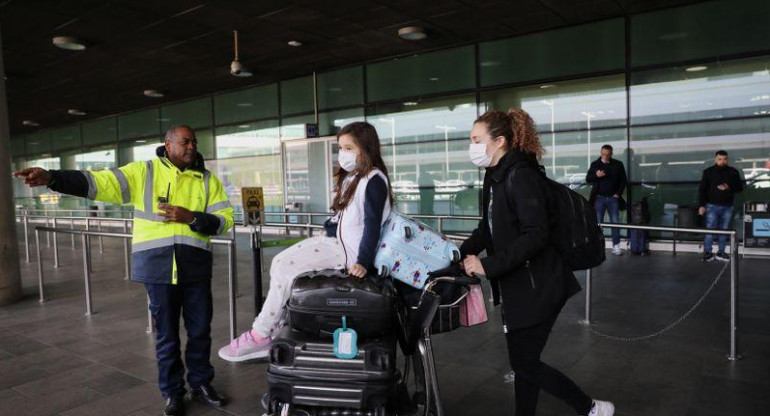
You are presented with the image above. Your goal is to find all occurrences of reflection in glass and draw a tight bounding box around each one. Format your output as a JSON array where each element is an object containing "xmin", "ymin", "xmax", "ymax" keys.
[
  {"xmin": 208, "ymin": 155, "xmax": 283, "ymax": 219},
  {"xmin": 216, "ymin": 122, "xmax": 280, "ymax": 159}
]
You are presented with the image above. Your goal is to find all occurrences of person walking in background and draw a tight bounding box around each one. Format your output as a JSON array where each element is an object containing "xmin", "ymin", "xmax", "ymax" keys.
[
  {"xmin": 699, "ymin": 150, "xmax": 744, "ymax": 262},
  {"xmin": 586, "ymin": 145, "xmax": 627, "ymax": 256}
]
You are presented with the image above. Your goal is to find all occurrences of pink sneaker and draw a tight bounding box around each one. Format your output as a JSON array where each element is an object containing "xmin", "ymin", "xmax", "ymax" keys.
[{"xmin": 218, "ymin": 329, "xmax": 271, "ymax": 362}]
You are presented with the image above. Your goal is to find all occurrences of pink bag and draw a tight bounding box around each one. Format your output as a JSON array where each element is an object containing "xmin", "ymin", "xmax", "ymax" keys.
[{"xmin": 460, "ymin": 284, "xmax": 488, "ymax": 327}]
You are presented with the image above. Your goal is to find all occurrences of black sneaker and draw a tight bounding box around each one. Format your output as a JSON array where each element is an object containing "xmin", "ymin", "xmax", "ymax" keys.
[
  {"xmin": 702, "ymin": 253, "xmax": 715, "ymax": 262},
  {"xmin": 715, "ymin": 253, "xmax": 730, "ymax": 262}
]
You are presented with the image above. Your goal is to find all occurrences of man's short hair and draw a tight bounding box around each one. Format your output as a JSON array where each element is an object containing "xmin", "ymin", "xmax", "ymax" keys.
[
  {"xmin": 716, "ymin": 150, "xmax": 728, "ymax": 157},
  {"xmin": 601, "ymin": 144, "xmax": 613, "ymax": 152},
  {"xmin": 164, "ymin": 125, "xmax": 194, "ymax": 142}
]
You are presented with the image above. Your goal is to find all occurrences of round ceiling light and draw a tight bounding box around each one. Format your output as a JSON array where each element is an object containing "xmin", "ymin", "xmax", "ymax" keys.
[
  {"xmin": 143, "ymin": 89, "xmax": 164, "ymax": 98},
  {"xmin": 288, "ymin": 40, "xmax": 303, "ymax": 47},
  {"xmin": 68, "ymin": 109, "xmax": 86, "ymax": 116},
  {"xmin": 52, "ymin": 36, "xmax": 86, "ymax": 51},
  {"xmin": 22, "ymin": 120, "xmax": 40, "ymax": 127},
  {"xmin": 398, "ymin": 26, "xmax": 427, "ymax": 41}
]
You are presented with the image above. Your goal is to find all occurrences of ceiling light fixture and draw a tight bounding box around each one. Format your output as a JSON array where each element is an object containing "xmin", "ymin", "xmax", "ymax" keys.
[
  {"xmin": 398, "ymin": 26, "xmax": 427, "ymax": 41},
  {"xmin": 540, "ymin": 84, "xmax": 556, "ymax": 89},
  {"xmin": 22, "ymin": 120, "xmax": 40, "ymax": 127},
  {"xmin": 287, "ymin": 40, "xmax": 302, "ymax": 47},
  {"xmin": 143, "ymin": 89, "xmax": 164, "ymax": 98},
  {"xmin": 230, "ymin": 30, "xmax": 252, "ymax": 77},
  {"xmin": 403, "ymin": 101, "xmax": 418, "ymax": 106},
  {"xmin": 67, "ymin": 109, "xmax": 86, "ymax": 116},
  {"xmin": 52, "ymin": 36, "xmax": 86, "ymax": 51},
  {"xmin": 686, "ymin": 65, "xmax": 708, "ymax": 72}
]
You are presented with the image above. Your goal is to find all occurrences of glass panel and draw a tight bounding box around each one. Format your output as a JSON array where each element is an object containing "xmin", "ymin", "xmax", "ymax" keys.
[
  {"xmin": 118, "ymin": 139, "xmax": 161, "ymax": 164},
  {"xmin": 284, "ymin": 140, "xmax": 334, "ymax": 214},
  {"xmin": 75, "ymin": 146, "xmax": 116, "ymax": 171},
  {"xmin": 82, "ymin": 117, "xmax": 117, "ymax": 146},
  {"xmin": 281, "ymin": 76, "xmax": 314, "ymax": 115},
  {"xmin": 119, "ymin": 108, "xmax": 160, "ymax": 139},
  {"xmin": 25, "ymin": 131, "xmax": 52, "ymax": 155},
  {"xmin": 480, "ymin": 19, "xmax": 624, "ymax": 87},
  {"xmin": 51, "ymin": 125, "xmax": 82, "ymax": 151},
  {"xmin": 214, "ymin": 83, "xmax": 279, "ymax": 125},
  {"xmin": 630, "ymin": 119, "xmax": 770, "ymax": 183},
  {"xmin": 631, "ymin": 56, "xmax": 770, "ymax": 125},
  {"xmin": 15, "ymin": 157, "xmax": 61, "ymax": 205},
  {"xmin": 318, "ymin": 108, "xmax": 365, "ymax": 136},
  {"xmin": 367, "ymin": 46, "xmax": 475, "ymax": 102},
  {"xmin": 481, "ymin": 75, "xmax": 627, "ymax": 131},
  {"xmin": 160, "ymin": 97, "xmax": 213, "ymax": 131},
  {"xmin": 207, "ymin": 155, "xmax": 284, "ymax": 221},
  {"xmin": 10, "ymin": 136, "xmax": 25, "ymax": 156},
  {"xmin": 215, "ymin": 120, "xmax": 280, "ymax": 159},
  {"xmin": 280, "ymin": 114, "xmax": 315, "ymax": 139},
  {"xmin": 317, "ymin": 66, "xmax": 364, "ymax": 110},
  {"xmin": 631, "ymin": 0, "xmax": 770, "ymax": 67},
  {"xmin": 196, "ymin": 129, "xmax": 215, "ymax": 161}
]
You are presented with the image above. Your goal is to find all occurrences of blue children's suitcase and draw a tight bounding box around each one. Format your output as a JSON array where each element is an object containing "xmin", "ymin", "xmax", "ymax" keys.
[{"xmin": 374, "ymin": 212, "xmax": 461, "ymax": 289}]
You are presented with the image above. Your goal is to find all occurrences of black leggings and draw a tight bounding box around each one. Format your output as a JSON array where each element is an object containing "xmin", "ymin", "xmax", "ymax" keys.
[{"xmin": 505, "ymin": 313, "xmax": 592, "ymax": 416}]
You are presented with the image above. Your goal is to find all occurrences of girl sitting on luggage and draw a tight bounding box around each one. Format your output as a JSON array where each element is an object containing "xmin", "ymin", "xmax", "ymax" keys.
[
  {"xmin": 460, "ymin": 109, "xmax": 615, "ymax": 416},
  {"xmin": 218, "ymin": 121, "xmax": 393, "ymax": 362}
]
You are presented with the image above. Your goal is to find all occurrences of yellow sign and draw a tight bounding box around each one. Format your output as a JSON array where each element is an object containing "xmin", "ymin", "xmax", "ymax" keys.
[{"xmin": 241, "ymin": 187, "xmax": 264, "ymax": 225}]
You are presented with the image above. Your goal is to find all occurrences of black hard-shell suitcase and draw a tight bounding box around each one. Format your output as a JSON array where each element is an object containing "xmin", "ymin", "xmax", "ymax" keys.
[
  {"xmin": 266, "ymin": 326, "xmax": 399, "ymax": 412},
  {"xmin": 287, "ymin": 269, "xmax": 397, "ymax": 338}
]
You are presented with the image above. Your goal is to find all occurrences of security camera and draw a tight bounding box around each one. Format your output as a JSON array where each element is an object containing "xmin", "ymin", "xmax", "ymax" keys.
[{"xmin": 230, "ymin": 60, "xmax": 243, "ymax": 75}]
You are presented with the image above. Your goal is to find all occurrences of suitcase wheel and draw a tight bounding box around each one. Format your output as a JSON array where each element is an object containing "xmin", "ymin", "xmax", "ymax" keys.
[
  {"xmin": 379, "ymin": 264, "xmax": 389, "ymax": 278},
  {"xmin": 451, "ymin": 250, "xmax": 460, "ymax": 262}
]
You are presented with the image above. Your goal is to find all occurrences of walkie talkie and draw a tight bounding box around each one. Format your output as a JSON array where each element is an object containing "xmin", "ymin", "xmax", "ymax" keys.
[{"xmin": 157, "ymin": 183, "xmax": 171, "ymax": 204}]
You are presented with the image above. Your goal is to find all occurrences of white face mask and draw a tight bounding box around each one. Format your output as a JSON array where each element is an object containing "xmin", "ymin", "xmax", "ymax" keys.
[
  {"xmin": 338, "ymin": 150, "xmax": 359, "ymax": 172},
  {"xmin": 469, "ymin": 142, "xmax": 501, "ymax": 168}
]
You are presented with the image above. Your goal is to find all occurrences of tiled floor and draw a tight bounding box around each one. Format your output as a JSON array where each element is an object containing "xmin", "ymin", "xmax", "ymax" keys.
[{"xmin": 1, "ymin": 225, "xmax": 769, "ymax": 416}]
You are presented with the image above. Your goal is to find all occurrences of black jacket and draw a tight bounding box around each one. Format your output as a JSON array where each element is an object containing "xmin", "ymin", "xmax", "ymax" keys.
[
  {"xmin": 586, "ymin": 158, "xmax": 627, "ymax": 205},
  {"xmin": 460, "ymin": 150, "xmax": 581, "ymax": 330},
  {"xmin": 698, "ymin": 165, "xmax": 744, "ymax": 207}
]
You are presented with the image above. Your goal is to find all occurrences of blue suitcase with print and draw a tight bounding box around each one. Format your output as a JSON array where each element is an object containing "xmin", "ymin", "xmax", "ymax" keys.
[{"xmin": 374, "ymin": 212, "xmax": 461, "ymax": 289}]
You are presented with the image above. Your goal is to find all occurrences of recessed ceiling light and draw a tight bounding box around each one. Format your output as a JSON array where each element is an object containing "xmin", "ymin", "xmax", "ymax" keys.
[
  {"xmin": 52, "ymin": 36, "xmax": 86, "ymax": 51},
  {"xmin": 236, "ymin": 102, "xmax": 253, "ymax": 107},
  {"xmin": 403, "ymin": 101, "xmax": 418, "ymax": 106},
  {"xmin": 398, "ymin": 26, "xmax": 427, "ymax": 41},
  {"xmin": 429, "ymin": 77, "xmax": 439, "ymax": 81},
  {"xmin": 686, "ymin": 66, "xmax": 708, "ymax": 72},
  {"xmin": 288, "ymin": 40, "xmax": 302, "ymax": 47},
  {"xmin": 67, "ymin": 109, "xmax": 86, "ymax": 116},
  {"xmin": 143, "ymin": 89, "xmax": 164, "ymax": 98},
  {"xmin": 540, "ymin": 84, "xmax": 556, "ymax": 89},
  {"xmin": 135, "ymin": 139, "xmax": 147, "ymax": 143},
  {"xmin": 22, "ymin": 120, "xmax": 40, "ymax": 127},
  {"xmin": 238, "ymin": 125, "xmax": 251, "ymax": 129}
]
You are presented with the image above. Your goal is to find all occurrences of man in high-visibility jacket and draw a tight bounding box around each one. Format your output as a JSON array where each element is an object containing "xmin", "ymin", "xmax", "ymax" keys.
[{"xmin": 15, "ymin": 125, "xmax": 234, "ymax": 416}]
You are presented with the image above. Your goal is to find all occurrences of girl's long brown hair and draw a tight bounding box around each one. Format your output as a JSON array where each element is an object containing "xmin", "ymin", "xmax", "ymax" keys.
[
  {"xmin": 475, "ymin": 108, "xmax": 545, "ymax": 160},
  {"xmin": 331, "ymin": 122, "xmax": 394, "ymax": 212}
]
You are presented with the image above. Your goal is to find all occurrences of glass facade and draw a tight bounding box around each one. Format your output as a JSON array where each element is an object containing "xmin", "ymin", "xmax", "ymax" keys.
[{"xmin": 10, "ymin": 0, "xmax": 770, "ymax": 239}]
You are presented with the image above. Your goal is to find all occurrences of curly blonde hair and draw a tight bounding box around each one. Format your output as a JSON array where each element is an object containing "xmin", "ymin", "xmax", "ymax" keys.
[{"xmin": 474, "ymin": 108, "xmax": 545, "ymax": 160}]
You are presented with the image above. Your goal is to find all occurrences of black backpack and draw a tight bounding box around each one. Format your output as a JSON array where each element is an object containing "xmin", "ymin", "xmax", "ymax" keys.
[{"xmin": 504, "ymin": 165, "xmax": 606, "ymax": 271}]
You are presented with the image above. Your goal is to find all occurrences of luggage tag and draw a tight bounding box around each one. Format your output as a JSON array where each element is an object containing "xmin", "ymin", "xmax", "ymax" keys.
[{"xmin": 333, "ymin": 316, "xmax": 358, "ymax": 359}]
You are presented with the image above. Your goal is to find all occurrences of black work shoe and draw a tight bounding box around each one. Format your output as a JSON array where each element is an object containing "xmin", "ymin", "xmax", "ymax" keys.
[
  {"xmin": 189, "ymin": 384, "xmax": 227, "ymax": 408},
  {"xmin": 164, "ymin": 395, "xmax": 185, "ymax": 416},
  {"xmin": 702, "ymin": 253, "xmax": 715, "ymax": 262}
]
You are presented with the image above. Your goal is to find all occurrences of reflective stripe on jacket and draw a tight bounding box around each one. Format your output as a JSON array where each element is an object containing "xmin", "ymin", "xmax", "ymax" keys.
[{"xmin": 87, "ymin": 157, "xmax": 234, "ymax": 284}]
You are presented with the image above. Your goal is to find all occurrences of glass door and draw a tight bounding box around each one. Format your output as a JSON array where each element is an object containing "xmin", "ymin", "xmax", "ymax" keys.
[{"xmin": 283, "ymin": 136, "xmax": 338, "ymax": 223}]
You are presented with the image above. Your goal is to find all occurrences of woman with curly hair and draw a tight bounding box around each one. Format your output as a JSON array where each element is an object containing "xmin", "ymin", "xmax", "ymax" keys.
[{"xmin": 460, "ymin": 108, "xmax": 615, "ymax": 416}]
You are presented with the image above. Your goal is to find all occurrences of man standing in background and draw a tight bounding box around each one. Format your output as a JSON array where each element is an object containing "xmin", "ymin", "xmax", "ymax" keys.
[
  {"xmin": 587, "ymin": 144, "xmax": 627, "ymax": 256},
  {"xmin": 699, "ymin": 150, "xmax": 744, "ymax": 262}
]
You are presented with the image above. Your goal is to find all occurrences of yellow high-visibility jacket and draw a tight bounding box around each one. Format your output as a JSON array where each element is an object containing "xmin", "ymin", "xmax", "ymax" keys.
[{"xmin": 53, "ymin": 154, "xmax": 234, "ymax": 285}]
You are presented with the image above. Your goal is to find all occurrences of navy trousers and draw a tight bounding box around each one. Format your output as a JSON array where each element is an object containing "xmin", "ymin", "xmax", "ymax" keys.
[{"xmin": 145, "ymin": 280, "xmax": 214, "ymax": 398}]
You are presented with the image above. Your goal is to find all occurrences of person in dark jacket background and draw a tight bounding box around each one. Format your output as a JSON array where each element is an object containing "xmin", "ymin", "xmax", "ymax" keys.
[
  {"xmin": 586, "ymin": 145, "xmax": 627, "ymax": 256},
  {"xmin": 460, "ymin": 109, "xmax": 615, "ymax": 416},
  {"xmin": 698, "ymin": 150, "xmax": 744, "ymax": 262}
]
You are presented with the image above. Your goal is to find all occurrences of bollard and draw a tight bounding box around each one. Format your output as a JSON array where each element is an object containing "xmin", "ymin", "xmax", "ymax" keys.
[
  {"xmin": 581, "ymin": 268, "xmax": 592, "ymax": 325},
  {"xmin": 45, "ymin": 210, "xmax": 50, "ymax": 247},
  {"xmin": 123, "ymin": 221, "xmax": 130, "ymax": 280},
  {"xmin": 85, "ymin": 219, "xmax": 92, "ymax": 272},
  {"xmin": 97, "ymin": 220, "xmax": 104, "ymax": 253},
  {"xmin": 23, "ymin": 213, "xmax": 30, "ymax": 263},
  {"xmin": 727, "ymin": 233, "xmax": 741, "ymax": 361},
  {"xmin": 82, "ymin": 234, "xmax": 93, "ymax": 315},
  {"xmin": 52, "ymin": 218, "xmax": 59, "ymax": 268},
  {"xmin": 35, "ymin": 229, "xmax": 45, "ymax": 303},
  {"xmin": 228, "ymin": 242, "xmax": 237, "ymax": 340}
]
